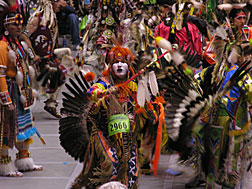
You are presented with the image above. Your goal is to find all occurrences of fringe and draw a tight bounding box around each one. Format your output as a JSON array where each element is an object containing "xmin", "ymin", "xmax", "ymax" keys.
[{"xmin": 151, "ymin": 102, "xmax": 165, "ymax": 176}]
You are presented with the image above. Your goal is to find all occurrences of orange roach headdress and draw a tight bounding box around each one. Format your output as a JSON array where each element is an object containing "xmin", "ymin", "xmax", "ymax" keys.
[
  {"xmin": 107, "ymin": 45, "xmax": 134, "ymax": 65},
  {"xmin": 102, "ymin": 34, "xmax": 136, "ymax": 77}
]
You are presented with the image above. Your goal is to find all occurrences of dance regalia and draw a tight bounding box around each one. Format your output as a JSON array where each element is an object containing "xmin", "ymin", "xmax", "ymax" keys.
[
  {"xmin": 0, "ymin": 36, "xmax": 36, "ymax": 148},
  {"xmin": 59, "ymin": 70, "xmax": 163, "ymax": 188},
  {"xmin": 29, "ymin": 13, "xmax": 66, "ymax": 94},
  {"xmin": 195, "ymin": 64, "xmax": 252, "ymax": 188},
  {"xmin": 89, "ymin": 0, "xmax": 135, "ymax": 45},
  {"xmin": 154, "ymin": 21, "xmax": 203, "ymax": 57},
  {"xmin": 83, "ymin": 76, "xmax": 139, "ymax": 188},
  {"xmin": 204, "ymin": 25, "xmax": 252, "ymax": 65}
]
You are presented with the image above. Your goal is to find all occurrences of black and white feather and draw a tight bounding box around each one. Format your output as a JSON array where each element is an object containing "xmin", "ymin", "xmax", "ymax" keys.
[
  {"xmin": 159, "ymin": 60, "xmax": 251, "ymax": 160},
  {"xmin": 59, "ymin": 72, "xmax": 94, "ymax": 162}
]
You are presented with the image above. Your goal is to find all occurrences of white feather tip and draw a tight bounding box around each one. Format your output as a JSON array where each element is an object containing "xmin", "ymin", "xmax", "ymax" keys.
[
  {"xmin": 171, "ymin": 51, "xmax": 184, "ymax": 66},
  {"xmin": 149, "ymin": 71, "xmax": 159, "ymax": 96},
  {"xmin": 137, "ymin": 80, "xmax": 146, "ymax": 107}
]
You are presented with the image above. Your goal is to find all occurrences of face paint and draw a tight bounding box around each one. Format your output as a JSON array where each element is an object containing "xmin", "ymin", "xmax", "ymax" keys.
[{"xmin": 112, "ymin": 62, "xmax": 128, "ymax": 79}]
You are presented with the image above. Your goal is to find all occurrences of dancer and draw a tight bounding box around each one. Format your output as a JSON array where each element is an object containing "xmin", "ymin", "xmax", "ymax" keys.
[
  {"xmin": 0, "ymin": 0, "xmax": 42, "ymax": 177},
  {"xmin": 21, "ymin": 0, "xmax": 72, "ymax": 118},
  {"xmin": 59, "ymin": 42, "xmax": 164, "ymax": 188}
]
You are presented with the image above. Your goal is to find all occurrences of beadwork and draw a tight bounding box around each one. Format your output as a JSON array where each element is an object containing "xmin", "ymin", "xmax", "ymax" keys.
[
  {"xmin": 0, "ymin": 156, "xmax": 11, "ymax": 164},
  {"xmin": 16, "ymin": 150, "xmax": 31, "ymax": 159}
]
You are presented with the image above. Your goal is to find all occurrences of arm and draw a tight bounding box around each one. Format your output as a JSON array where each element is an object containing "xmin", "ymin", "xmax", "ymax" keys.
[
  {"xmin": 87, "ymin": 78, "xmax": 109, "ymax": 102},
  {"xmin": 0, "ymin": 41, "xmax": 13, "ymax": 108},
  {"xmin": 86, "ymin": 78, "xmax": 118, "ymax": 102},
  {"xmin": 20, "ymin": 16, "xmax": 40, "ymax": 62}
]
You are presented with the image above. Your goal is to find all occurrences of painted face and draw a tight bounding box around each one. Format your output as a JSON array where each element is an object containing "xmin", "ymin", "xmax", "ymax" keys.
[
  {"xmin": 233, "ymin": 12, "xmax": 246, "ymax": 30},
  {"xmin": 112, "ymin": 62, "xmax": 129, "ymax": 79}
]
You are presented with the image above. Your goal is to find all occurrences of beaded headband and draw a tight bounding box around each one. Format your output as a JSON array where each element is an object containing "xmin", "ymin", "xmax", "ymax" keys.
[{"xmin": 4, "ymin": 13, "xmax": 23, "ymax": 25}]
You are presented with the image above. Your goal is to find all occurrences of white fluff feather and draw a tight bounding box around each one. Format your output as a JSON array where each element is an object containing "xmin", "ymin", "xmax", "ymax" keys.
[
  {"xmin": 29, "ymin": 65, "xmax": 36, "ymax": 79},
  {"xmin": 15, "ymin": 157, "xmax": 36, "ymax": 171},
  {"xmin": 216, "ymin": 26, "xmax": 228, "ymax": 40},
  {"xmin": 228, "ymin": 47, "xmax": 239, "ymax": 64},
  {"xmin": 0, "ymin": 161, "xmax": 20, "ymax": 176},
  {"xmin": 15, "ymin": 71, "xmax": 24, "ymax": 86},
  {"xmin": 171, "ymin": 51, "xmax": 184, "ymax": 66},
  {"xmin": 8, "ymin": 49, "xmax": 16, "ymax": 64}
]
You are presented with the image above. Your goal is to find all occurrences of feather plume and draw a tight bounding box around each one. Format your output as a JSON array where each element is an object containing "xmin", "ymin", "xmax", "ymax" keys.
[
  {"xmin": 157, "ymin": 60, "xmax": 252, "ymax": 161},
  {"xmin": 217, "ymin": 4, "xmax": 234, "ymax": 11},
  {"xmin": 0, "ymin": 0, "xmax": 8, "ymax": 7},
  {"xmin": 8, "ymin": 49, "xmax": 16, "ymax": 64},
  {"xmin": 228, "ymin": 47, "xmax": 239, "ymax": 64},
  {"xmin": 171, "ymin": 51, "xmax": 185, "ymax": 66},
  {"xmin": 137, "ymin": 80, "xmax": 146, "ymax": 107},
  {"xmin": 216, "ymin": 26, "xmax": 228, "ymax": 40},
  {"xmin": 212, "ymin": 39, "xmax": 227, "ymax": 65},
  {"xmin": 155, "ymin": 36, "xmax": 172, "ymax": 51},
  {"xmin": 149, "ymin": 71, "xmax": 159, "ymax": 96},
  {"xmin": 29, "ymin": 65, "xmax": 36, "ymax": 79},
  {"xmin": 190, "ymin": 0, "xmax": 205, "ymax": 9},
  {"xmin": 15, "ymin": 71, "xmax": 23, "ymax": 86}
]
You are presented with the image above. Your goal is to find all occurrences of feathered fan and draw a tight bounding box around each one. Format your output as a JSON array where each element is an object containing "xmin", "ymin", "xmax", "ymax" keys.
[
  {"xmin": 59, "ymin": 72, "xmax": 94, "ymax": 162},
  {"xmin": 159, "ymin": 60, "xmax": 251, "ymax": 160}
]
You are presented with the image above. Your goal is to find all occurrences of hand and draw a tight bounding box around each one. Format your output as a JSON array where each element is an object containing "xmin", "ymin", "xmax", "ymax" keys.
[
  {"xmin": 105, "ymin": 86, "xmax": 118, "ymax": 95},
  {"xmin": 33, "ymin": 55, "xmax": 41, "ymax": 63},
  {"xmin": 57, "ymin": 0, "xmax": 68, "ymax": 8},
  {"xmin": 7, "ymin": 104, "xmax": 15, "ymax": 111}
]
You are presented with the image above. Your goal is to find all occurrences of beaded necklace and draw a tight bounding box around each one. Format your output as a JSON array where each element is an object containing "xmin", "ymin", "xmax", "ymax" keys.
[{"xmin": 8, "ymin": 38, "xmax": 33, "ymax": 107}]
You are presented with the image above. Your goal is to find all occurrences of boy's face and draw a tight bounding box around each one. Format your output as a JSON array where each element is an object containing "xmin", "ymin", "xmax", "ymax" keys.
[{"xmin": 233, "ymin": 12, "xmax": 246, "ymax": 30}]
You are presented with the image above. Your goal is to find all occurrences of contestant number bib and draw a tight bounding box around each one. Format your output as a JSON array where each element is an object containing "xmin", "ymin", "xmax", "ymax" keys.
[{"xmin": 108, "ymin": 114, "xmax": 130, "ymax": 136}]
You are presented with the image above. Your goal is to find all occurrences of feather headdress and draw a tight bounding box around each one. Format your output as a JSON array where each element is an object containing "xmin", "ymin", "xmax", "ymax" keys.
[
  {"xmin": 0, "ymin": 0, "xmax": 16, "ymax": 13},
  {"xmin": 217, "ymin": 0, "xmax": 249, "ymax": 11},
  {"xmin": 0, "ymin": 0, "xmax": 18, "ymax": 34},
  {"xmin": 27, "ymin": 0, "xmax": 55, "ymax": 28}
]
